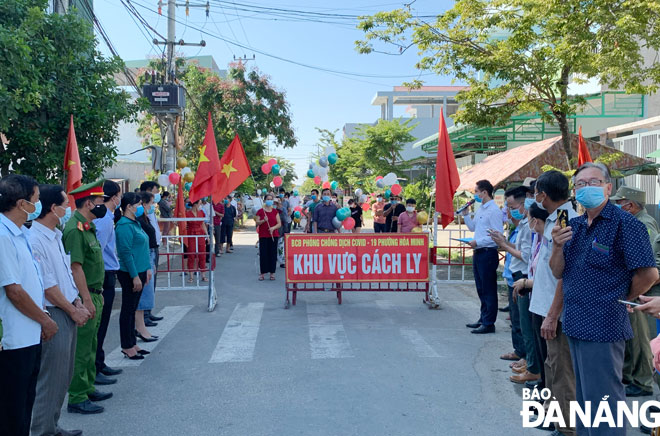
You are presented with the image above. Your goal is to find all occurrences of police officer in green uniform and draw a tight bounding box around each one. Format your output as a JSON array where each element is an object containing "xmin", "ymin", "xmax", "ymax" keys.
[
  {"xmin": 611, "ymin": 186, "xmax": 659, "ymax": 397},
  {"xmin": 64, "ymin": 180, "xmax": 113, "ymax": 414}
]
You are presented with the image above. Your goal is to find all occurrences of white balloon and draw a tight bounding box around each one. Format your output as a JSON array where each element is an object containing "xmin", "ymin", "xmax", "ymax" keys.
[
  {"xmin": 279, "ymin": 168, "xmax": 287, "ymax": 177},
  {"xmin": 269, "ymin": 181, "xmax": 275, "ymax": 188},
  {"xmin": 166, "ymin": 170, "xmax": 174, "ymax": 176},
  {"xmin": 324, "ymin": 146, "xmax": 336, "ymax": 156},
  {"xmin": 354, "ymin": 188, "xmax": 363, "ymax": 197},
  {"xmin": 181, "ymin": 167, "xmax": 191, "ymax": 175},
  {"xmin": 313, "ymin": 164, "xmax": 322, "ymax": 177},
  {"xmin": 319, "ymin": 166, "xmax": 328, "ymax": 176},
  {"xmin": 360, "ymin": 194, "xmax": 368, "ymax": 203},
  {"xmin": 158, "ymin": 174, "xmax": 170, "ymax": 186},
  {"xmin": 376, "ymin": 179, "xmax": 385, "ymax": 188},
  {"xmin": 322, "ymin": 175, "xmax": 329, "ymax": 182},
  {"xmin": 319, "ymin": 156, "xmax": 329, "ymax": 168},
  {"xmin": 384, "ymin": 172, "xmax": 398, "ymax": 186},
  {"xmin": 309, "ymin": 163, "xmax": 314, "ymax": 170}
]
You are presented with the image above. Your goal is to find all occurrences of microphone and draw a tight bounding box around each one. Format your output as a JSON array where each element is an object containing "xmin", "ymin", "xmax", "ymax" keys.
[{"xmin": 456, "ymin": 199, "xmax": 475, "ymax": 215}]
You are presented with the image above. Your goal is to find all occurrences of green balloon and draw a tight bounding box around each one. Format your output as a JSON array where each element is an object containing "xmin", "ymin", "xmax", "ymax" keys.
[
  {"xmin": 384, "ymin": 189, "xmax": 391, "ymax": 199},
  {"xmin": 271, "ymin": 164, "xmax": 281, "ymax": 175},
  {"xmin": 262, "ymin": 188, "xmax": 267, "ymax": 194},
  {"xmin": 307, "ymin": 169, "xmax": 314, "ymax": 178},
  {"xmin": 336, "ymin": 207, "xmax": 350, "ymax": 221},
  {"xmin": 294, "ymin": 211, "xmax": 301, "ymax": 218},
  {"xmin": 330, "ymin": 181, "xmax": 338, "ymax": 190},
  {"xmin": 328, "ymin": 153, "xmax": 338, "ymax": 165}
]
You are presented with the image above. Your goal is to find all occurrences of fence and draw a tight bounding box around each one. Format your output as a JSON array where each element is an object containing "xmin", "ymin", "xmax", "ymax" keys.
[{"xmin": 157, "ymin": 217, "xmax": 217, "ymax": 312}]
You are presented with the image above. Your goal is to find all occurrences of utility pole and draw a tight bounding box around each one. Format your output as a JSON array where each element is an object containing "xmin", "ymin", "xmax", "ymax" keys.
[{"xmin": 151, "ymin": 0, "xmax": 206, "ymax": 173}]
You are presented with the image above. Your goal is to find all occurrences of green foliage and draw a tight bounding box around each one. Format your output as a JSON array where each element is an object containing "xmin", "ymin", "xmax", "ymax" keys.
[
  {"xmin": 541, "ymin": 151, "xmax": 625, "ymax": 182},
  {"xmin": 357, "ymin": 0, "xmax": 660, "ymax": 165},
  {"xmin": 0, "ymin": 0, "xmax": 140, "ymax": 181},
  {"xmin": 298, "ymin": 177, "xmax": 318, "ymax": 195},
  {"xmin": 137, "ymin": 62, "xmax": 297, "ymax": 188},
  {"xmin": 403, "ymin": 177, "xmax": 433, "ymax": 210}
]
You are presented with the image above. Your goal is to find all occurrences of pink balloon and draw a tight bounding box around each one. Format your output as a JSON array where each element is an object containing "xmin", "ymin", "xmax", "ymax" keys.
[
  {"xmin": 294, "ymin": 206, "xmax": 303, "ymax": 212},
  {"xmin": 391, "ymin": 183, "xmax": 402, "ymax": 196},
  {"xmin": 362, "ymin": 203, "xmax": 370, "ymax": 212},
  {"xmin": 273, "ymin": 176, "xmax": 283, "ymax": 187},
  {"xmin": 268, "ymin": 158, "xmax": 277, "ymax": 166},
  {"xmin": 168, "ymin": 172, "xmax": 181, "ymax": 185},
  {"xmin": 313, "ymin": 176, "xmax": 321, "ymax": 185},
  {"xmin": 343, "ymin": 217, "xmax": 355, "ymax": 230},
  {"xmin": 375, "ymin": 176, "xmax": 383, "ymax": 181},
  {"xmin": 261, "ymin": 163, "xmax": 272, "ymax": 174},
  {"xmin": 322, "ymin": 181, "xmax": 331, "ymax": 189}
]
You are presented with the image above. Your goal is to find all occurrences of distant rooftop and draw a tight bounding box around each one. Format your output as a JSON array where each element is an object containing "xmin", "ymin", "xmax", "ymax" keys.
[{"xmin": 371, "ymin": 86, "xmax": 468, "ymax": 106}]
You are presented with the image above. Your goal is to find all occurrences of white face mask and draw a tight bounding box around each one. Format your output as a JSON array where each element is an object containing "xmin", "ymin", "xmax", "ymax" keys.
[
  {"xmin": 377, "ymin": 198, "xmax": 383, "ymax": 203},
  {"xmin": 406, "ymin": 206, "xmax": 415, "ymax": 213}
]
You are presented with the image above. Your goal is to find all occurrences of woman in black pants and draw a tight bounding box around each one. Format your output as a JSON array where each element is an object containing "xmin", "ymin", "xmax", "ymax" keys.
[
  {"xmin": 255, "ymin": 194, "xmax": 281, "ymax": 281},
  {"xmin": 115, "ymin": 193, "xmax": 152, "ymax": 360}
]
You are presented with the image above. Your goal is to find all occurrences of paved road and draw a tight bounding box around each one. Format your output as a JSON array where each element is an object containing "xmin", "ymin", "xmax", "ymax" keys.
[{"xmin": 59, "ymin": 230, "xmax": 541, "ymax": 436}]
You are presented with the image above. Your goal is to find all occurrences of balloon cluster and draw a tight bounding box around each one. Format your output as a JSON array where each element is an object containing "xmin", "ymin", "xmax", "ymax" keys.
[
  {"xmin": 374, "ymin": 173, "xmax": 402, "ymax": 199},
  {"xmin": 306, "ymin": 146, "xmax": 339, "ymax": 185},
  {"xmin": 261, "ymin": 158, "xmax": 287, "ymax": 188},
  {"xmin": 331, "ymin": 206, "xmax": 355, "ymax": 230},
  {"xmin": 157, "ymin": 157, "xmax": 195, "ymax": 189}
]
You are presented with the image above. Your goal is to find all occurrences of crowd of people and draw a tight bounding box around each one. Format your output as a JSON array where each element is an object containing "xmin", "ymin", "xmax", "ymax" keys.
[{"xmin": 462, "ymin": 163, "xmax": 660, "ymax": 435}]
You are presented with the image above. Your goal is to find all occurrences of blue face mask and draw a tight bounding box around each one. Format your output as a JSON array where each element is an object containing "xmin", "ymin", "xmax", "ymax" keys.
[
  {"xmin": 614, "ymin": 203, "xmax": 623, "ymax": 209},
  {"xmin": 474, "ymin": 194, "xmax": 482, "ymax": 203},
  {"xmin": 58, "ymin": 206, "xmax": 72, "ymax": 227},
  {"xmin": 265, "ymin": 200, "xmax": 274, "ymax": 207},
  {"xmin": 224, "ymin": 199, "xmax": 229, "ymax": 205},
  {"xmin": 185, "ymin": 202, "xmax": 192, "ymax": 210},
  {"xmin": 278, "ymin": 194, "xmax": 284, "ymax": 198},
  {"xmin": 322, "ymin": 195, "xmax": 331, "ymax": 203},
  {"xmin": 576, "ymin": 186, "xmax": 606, "ymax": 209},
  {"xmin": 511, "ymin": 209, "xmax": 524, "ymax": 220},
  {"xmin": 311, "ymin": 195, "xmax": 317, "ymax": 201},
  {"xmin": 524, "ymin": 198, "xmax": 535, "ymax": 210},
  {"xmin": 148, "ymin": 205, "xmax": 155, "ymax": 215},
  {"xmin": 25, "ymin": 200, "xmax": 42, "ymax": 221},
  {"xmin": 391, "ymin": 200, "xmax": 397, "ymax": 204},
  {"xmin": 135, "ymin": 205, "xmax": 144, "ymax": 217},
  {"xmin": 154, "ymin": 193, "xmax": 161, "ymax": 204}
]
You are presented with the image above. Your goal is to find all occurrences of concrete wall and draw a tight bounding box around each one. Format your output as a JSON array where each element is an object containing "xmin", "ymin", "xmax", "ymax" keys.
[{"xmin": 103, "ymin": 160, "xmax": 152, "ymax": 193}]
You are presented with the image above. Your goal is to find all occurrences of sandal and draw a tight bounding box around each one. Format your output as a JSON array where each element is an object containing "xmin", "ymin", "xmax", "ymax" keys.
[
  {"xmin": 187, "ymin": 277, "xmax": 194, "ymax": 283},
  {"xmin": 258, "ymin": 275, "xmax": 265, "ymax": 281},
  {"xmin": 269, "ymin": 275, "xmax": 276, "ymax": 281},
  {"xmin": 500, "ymin": 351, "xmax": 520, "ymax": 361},
  {"xmin": 201, "ymin": 276, "xmax": 208, "ymax": 282}
]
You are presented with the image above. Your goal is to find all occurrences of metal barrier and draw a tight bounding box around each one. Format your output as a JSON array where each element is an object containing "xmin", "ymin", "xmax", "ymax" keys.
[{"xmin": 157, "ymin": 217, "xmax": 217, "ymax": 312}]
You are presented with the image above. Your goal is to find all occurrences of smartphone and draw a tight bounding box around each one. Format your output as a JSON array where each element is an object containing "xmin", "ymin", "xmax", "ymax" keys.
[
  {"xmin": 618, "ymin": 299, "xmax": 641, "ymax": 307},
  {"xmin": 557, "ymin": 209, "xmax": 568, "ymax": 229}
]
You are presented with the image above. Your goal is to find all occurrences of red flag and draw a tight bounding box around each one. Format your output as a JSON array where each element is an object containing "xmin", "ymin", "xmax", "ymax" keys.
[
  {"xmin": 64, "ymin": 115, "xmax": 82, "ymax": 204},
  {"xmin": 577, "ymin": 126, "xmax": 593, "ymax": 167},
  {"xmin": 213, "ymin": 134, "xmax": 251, "ymax": 200},
  {"xmin": 189, "ymin": 112, "xmax": 222, "ymax": 203},
  {"xmin": 435, "ymin": 112, "xmax": 460, "ymax": 228},
  {"xmin": 174, "ymin": 180, "xmax": 187, "ymax": 237}
]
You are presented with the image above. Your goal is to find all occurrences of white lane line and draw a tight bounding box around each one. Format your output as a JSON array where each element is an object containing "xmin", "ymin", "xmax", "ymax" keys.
[
  {"xmin": 307, "ymin": 304, "xmax": 354, "ymax": 359},
  {"xmin": 400, "ymin": 327, "xmax": 441, "ymax": 358},
  {"xmin": 105, "ymin": 305, "xmax": 193, "ymax": 367},
  {"xmin": 209, "ymin": 303, "xmax": 264, "ymax": 363},
  {"xmin": 111, "ymin": 309, "xmax": 119, "ymax": 318}
]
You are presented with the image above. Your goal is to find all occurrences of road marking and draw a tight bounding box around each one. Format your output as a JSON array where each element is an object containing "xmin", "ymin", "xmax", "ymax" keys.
[
  {"xmin": 209, "ymin": 303, "xmax": 264, "ymax": 363},
  {"xmin": 111, "ymin": 309, "xmax": 119, "ymax": 318},
  {"xmin": 307, "ymin": 304, "xmax": 354, "ymax": 359},
  {"xmin": 105, "ymin": 305, "xmax": 193, "ymax": 367},
  {"xmin": 399, "ymin": 327, "xmax": 441, "ymax": 358}
]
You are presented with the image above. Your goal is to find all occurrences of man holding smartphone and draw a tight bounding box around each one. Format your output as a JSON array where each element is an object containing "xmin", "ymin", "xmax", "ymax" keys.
[{"xmin": 461, "ymin": 179, "xmax": 504, "ymax": 334}]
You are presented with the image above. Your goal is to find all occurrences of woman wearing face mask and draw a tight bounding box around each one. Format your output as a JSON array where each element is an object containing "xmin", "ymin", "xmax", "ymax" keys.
[
  {"xmin": 135, "ymin": 192, "xmax": 159, "ymax": 342},
  {"xmin": 348, "ymin": 199, "xmax": 362, "ymax": 234},
  {"xmin": 398, "ymin": 198, "xmax": 418, "ymax": 233},
  {"xmin": 255, "ymin": 194, "xmax": 282, "ymax": 281},
  {"xmin": 186, "ymin": 200, "xmax": 208, "ymax": 283},
  {"xmin": 115, "ymin": 193, "xmax": 152, "ymax": 360}
]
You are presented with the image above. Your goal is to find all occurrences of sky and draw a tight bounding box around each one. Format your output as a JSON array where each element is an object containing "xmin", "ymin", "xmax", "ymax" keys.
[{"xmin": 93, "ymin": 0, "xmax": 454, "ymax": 181}]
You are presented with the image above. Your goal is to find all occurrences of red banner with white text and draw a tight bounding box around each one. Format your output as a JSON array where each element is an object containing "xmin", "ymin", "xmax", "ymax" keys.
[{"xmin": 285, "ymin": 234, "xmax": 429, "ymax": 283}]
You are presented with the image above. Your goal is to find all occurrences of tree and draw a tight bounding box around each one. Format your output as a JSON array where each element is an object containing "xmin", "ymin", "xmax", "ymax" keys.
[
  {"xmin": 264, "ymin": 156, "xmax": 297, "ymax": 191},
  {"xmin": 0, "ymin": 0, "xmax": 140, "ymax": 181},
  {"xmin": 357, "ymin": 0, "xmax": 660, "ymax": 163},
  {"xmin": 138, "ymin": 61, "xmax": 297, "ymax": 189}
]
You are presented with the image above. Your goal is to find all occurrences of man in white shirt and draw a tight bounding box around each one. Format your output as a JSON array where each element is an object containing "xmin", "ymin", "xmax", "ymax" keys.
[
  {"xmin": 289, "ymin": 191, "xmax": 301, "ymax": 229},
  {"xmin": 30, "ymin": 184, "xmax": 90, "ymax": 436},
  {"xmin": 140, "ymin": 181, "xmax": 163, "ymax": 324},
  {"xmin": 0, "ymin": 175, "xmax": 57, "ymax": 436},
  {"xmin": 528, "ymin": 170, "xmax": 578, "ymax": 436},
  {"xmin": 461, "ymin": 179, "xmax": 504, "ymax": 334}
]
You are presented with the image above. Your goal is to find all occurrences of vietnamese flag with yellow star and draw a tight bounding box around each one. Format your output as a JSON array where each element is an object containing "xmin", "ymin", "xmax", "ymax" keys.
[
  {"xmin": 213, "ymin": 134, "xmax": 251, "ymax": 201},
  {"xmin": 64, "ymin": 115, "xmax": 82, "ymax": 205},
  {"xmin": 189, "ymin": 113, "xmax": 223, "ymax": 203}
]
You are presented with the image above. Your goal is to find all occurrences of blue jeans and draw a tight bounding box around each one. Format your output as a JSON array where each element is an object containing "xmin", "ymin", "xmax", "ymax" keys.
[
  {"xmin": 517, "ymin": 293, "xmax": 542, "ymax": 374},
  {"xmin": 374, "ymin": 223, "xmax": 387, "ymax": 233},
  {"xmin": 138, "ymin": 248, "xmax": 157, "ymax": 310},
  {"xmin": 472, "ymin": 248, "xmax": 499, "ymax": 326}
]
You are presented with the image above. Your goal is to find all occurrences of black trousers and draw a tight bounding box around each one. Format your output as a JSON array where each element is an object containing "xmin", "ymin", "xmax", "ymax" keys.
[
  {"xmin": 96, "ymin": 270, "xmax": 117, "ymax": 372},
  {"xmin": 531, "ymin": 312, "xmax": 548, "ymax": 390},
  {"xmin": 472, "ymin": 248, "xmax": 499, "ymax": 326},
  {"xmin": 117, "ymin": 270, "xmax": 146, "ymax": 349},
  {"xmin": 259, "ymin": 237, "xmax": 277, "ymax": 274},
  {"xmin": 220, "ymin": 223, "xmax": 234, "ymax": 247},
  {"xmin": 0, "ymin": 343, "xmax": 41, "ymax": 436}
]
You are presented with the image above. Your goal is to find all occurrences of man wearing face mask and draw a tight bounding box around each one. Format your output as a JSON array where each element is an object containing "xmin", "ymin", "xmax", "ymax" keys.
[
  {"xmin": 29, "ymin": 184, "xmax": 89, "ymax": 436},
  {"xmin": 372, "ymin": 194, "xmax": 387, "ymax": 233},
  {"xmin": 610, "ymin": 186, "xmax": 659, "ymax": 399},
  {"xmin": 551, "ymin": 163, "xmax": 658, "ymax": 436},
  {"xmin": 93, "ymin": 180, "xmax": 123, "ymax": 386},
  {"xmin": 461, "ymin": 179, "xmax": 504, "ymax": 334},
  {"xmin": 139, "ymin": 182, "xmax": 163, "ymax": 323},
  {"xmin": 63, "ymin": 180, "xmax": 113, "ymax": 414},
  {"xmin": 305, "ymin": 189, "xmax": 320, "ymax": 233},
  {"xmin": 312, "ymin": 188, "xmax": 339, "ymax": 233},
  {"xmin": 0, "ymin": 175, "xmax": 58, "ymax": 436}
]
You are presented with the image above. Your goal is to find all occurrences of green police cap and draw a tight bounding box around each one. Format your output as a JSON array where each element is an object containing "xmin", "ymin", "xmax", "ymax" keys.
[{"xmin": 610, "ymin": 186, "xmax": 646, "ymax": 205}]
